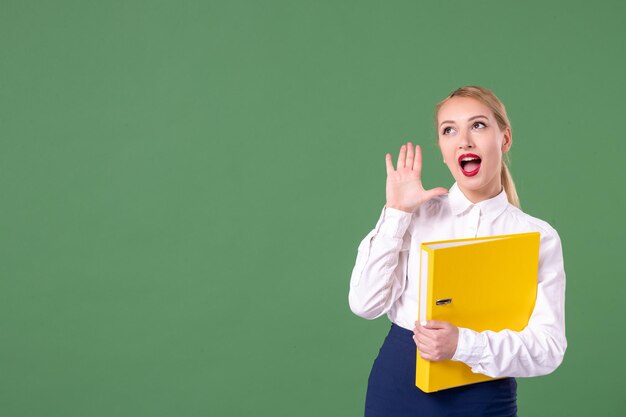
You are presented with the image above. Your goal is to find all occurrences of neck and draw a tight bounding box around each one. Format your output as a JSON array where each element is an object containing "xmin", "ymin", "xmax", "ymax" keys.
[{"xmin": 458, "ymin": 182, "xmax": 503, "ymax": 204}]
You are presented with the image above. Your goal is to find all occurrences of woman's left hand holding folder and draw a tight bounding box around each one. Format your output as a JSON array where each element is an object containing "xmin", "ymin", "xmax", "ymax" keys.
[{"xmin": 413, "ymin": 320, "xmax": 459, "ymax": 361}]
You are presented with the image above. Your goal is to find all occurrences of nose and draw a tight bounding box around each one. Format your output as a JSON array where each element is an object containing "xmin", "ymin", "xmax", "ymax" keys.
[{"xmin": 458, "ymin": 130, "xmax": 474, "ymax": 150}]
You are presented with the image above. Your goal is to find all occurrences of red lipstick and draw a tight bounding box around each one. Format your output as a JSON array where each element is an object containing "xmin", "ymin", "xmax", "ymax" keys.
[{"xmin": 458, "ymin": 153, "xmax": 481, "ymax": 177}]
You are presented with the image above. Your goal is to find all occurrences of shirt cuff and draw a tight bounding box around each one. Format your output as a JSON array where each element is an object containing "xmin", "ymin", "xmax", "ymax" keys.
[
  {"xmin": 451, "ymin": 327, "xmax": 486, "ymax": 368},
  {"xmin": 376, "ymin": 207, "xmax": 413, "ymax": 239}
]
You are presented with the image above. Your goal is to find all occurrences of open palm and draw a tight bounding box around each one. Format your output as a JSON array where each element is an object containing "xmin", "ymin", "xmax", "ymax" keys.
[{"xmin": 385, "ymin": 142, "xmax": 448, "ymax": 213}]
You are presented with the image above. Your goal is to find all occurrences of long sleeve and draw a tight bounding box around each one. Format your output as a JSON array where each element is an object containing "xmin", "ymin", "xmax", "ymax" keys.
[
  {"xmin": 348, "ymin": 207, "xmax": 413, "ymax": 320},
  {"xmin": 451, "ymin": 227, "xmax": 567, "ymax": 377}
]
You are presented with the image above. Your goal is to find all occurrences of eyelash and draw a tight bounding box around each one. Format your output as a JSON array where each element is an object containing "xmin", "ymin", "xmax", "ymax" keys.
[{"xmin": 441, "ymin": 121, "xmax": 487, "ymax": 135}]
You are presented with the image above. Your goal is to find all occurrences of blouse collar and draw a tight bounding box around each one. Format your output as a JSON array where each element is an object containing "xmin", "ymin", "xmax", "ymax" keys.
[{"xmin": 448, "ymin": 182, "xmax": 510, "ymax": 220}]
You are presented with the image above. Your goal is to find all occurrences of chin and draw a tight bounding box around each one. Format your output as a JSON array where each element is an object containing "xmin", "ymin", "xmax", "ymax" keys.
[
  {"xmin": 458, "ymin": 174, "xmax": 502, "ymax": 198},
  {"xmin": 454, "ymin": 173, "xmax": 483, "ymax": 188}
]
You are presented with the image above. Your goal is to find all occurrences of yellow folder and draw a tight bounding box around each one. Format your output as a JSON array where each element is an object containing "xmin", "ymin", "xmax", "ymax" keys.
[{"xmin": 416, "ymin": 232, "xmax": 540, "ymax": 393}]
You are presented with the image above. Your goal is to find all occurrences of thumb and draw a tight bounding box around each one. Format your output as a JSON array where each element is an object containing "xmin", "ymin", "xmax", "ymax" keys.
[
  {"xmin": 424, "ymin": 187, "xmax": 449, "ymax": 200},
  {"xmin": 422, "ymin": 320, "xmax": 449, "ymax": 330}
]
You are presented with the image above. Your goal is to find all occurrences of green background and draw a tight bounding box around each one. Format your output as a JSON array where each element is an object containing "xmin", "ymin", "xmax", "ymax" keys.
[{"xmin": 1, "ymin": 1, "xmax": 624, "ymax": 416}]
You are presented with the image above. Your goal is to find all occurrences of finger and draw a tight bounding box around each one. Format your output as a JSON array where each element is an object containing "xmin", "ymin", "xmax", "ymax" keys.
[
  {"xmin": 420, "ymin": 350, "xmax": 441, "ymax": 361},
  {"xmin": 414, "ymin": 320, "xmax": 431, "ymax": 334},
  {"xmin": 422, "ymin": 320, "xmax": 449, "ymax": 330},
  {"xmin": 415, "ymin": 341, "xmax": 434, "ymax": 360},
  {"xmin": 405, "ymin": 142, "xmax": 414, "ymax": 170},
  {"xmin": 385, "ymin": 153, "xmax": 394, "ymax": 175},
  {"xmin": 396, "ymin": 144, "xmax": 406, "ymax": 169},
  {"xmin": 414, "ymin": 325, "xmax": 437, "ymax": 342},
  {"xmin": 413, "ymin": 335, "xmax": 432, "ymax": 353},
  {"xmin": 415, "ymin": 336, "xmax": 444, "ymax": 361},
  {"xmin": 412, "ymin": 144, "xmax": 423, "ymax": 173}
]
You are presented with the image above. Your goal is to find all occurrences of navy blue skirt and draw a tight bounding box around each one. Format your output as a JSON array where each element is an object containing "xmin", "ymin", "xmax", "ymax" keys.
[{"xmin": 365, "ymin": 323, "xmax": 517, "ymax": 417}]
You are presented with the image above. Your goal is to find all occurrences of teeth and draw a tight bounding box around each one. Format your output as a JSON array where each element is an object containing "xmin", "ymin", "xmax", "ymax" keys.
[{"xmin": 461, "ymin": 157, "xmax": 479, "ymax": 162}]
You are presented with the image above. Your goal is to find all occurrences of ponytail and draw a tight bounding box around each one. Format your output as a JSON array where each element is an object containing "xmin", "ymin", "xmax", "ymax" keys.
[{"xmin": 501, "ymin": 158, "xmax": 520, "ymax": 208}]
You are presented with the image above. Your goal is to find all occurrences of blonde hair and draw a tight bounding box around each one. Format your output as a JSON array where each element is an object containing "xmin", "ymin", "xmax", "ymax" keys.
[{"xmin": 435, "ymin": 86, "xmax": 520, "ymax": 208}]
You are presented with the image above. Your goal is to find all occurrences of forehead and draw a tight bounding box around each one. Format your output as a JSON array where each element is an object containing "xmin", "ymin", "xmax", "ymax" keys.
[{"xmin": 437, "ymin": 97, "xmax": 494, "ymax": 123}]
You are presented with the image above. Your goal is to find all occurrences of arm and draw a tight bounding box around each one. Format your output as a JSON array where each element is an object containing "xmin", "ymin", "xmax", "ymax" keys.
[
  {"xmin": 348, "ymin": 207, "xmax": 412, "ymax": 319},
  {"xmin": 348, "ymin": 142, "xmax": 447, "ymax": 320},
  {"xmin": 451, "ymin": 228, "xmax": 567, "ymax": 377}
]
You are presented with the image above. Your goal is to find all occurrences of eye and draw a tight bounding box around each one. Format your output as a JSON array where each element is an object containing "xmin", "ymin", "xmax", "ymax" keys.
[
  {"xmin": 472, "ymin": 121, "xmax": 486, "ymax": 129},
  {"xmin": 442, "ymin": 126, "xmax": 455, "ymax": 135}
]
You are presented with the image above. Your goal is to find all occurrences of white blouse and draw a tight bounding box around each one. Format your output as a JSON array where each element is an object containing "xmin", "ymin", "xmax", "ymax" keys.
[{"xmin": 349, "ymin": 183, "xmax": 567, "ymax": 378}]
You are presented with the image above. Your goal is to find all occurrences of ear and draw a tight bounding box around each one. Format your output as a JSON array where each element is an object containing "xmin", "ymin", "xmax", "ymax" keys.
[{"xmin": 501, "ymin": 127, "xmax": 512, "ymax": 153}]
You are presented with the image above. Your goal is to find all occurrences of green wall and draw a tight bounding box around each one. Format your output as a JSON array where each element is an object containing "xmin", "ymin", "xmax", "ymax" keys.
[{"xmin": 1, "ymin": 1, "xmax": 624, "ymax": 416}]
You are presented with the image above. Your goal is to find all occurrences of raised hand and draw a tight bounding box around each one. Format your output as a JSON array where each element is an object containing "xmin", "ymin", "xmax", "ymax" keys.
[{"xmin": 385, "ymin": 142, "xmax": 448, "ymax": 213}]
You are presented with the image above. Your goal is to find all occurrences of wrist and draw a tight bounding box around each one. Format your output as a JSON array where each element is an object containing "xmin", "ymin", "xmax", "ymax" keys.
[{"xmin": 385, "ymin": 203, "xmax": 415, "ymax": 213}]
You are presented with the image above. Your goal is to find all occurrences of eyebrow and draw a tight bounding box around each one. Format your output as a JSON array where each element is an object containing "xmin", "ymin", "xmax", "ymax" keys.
[{"xmin": 439, "ymin": 115, "xmax": 489, "ymax": 128}]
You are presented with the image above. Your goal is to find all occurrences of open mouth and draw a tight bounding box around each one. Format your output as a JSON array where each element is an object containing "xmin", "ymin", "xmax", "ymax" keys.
[{"xmin": 458, "ymin": 153, "xmax": 481, "ymax": 177}]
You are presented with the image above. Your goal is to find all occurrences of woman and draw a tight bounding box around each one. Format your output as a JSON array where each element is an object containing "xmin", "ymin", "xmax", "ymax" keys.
[{"xmin": 349, "ymin": 86, "xmax": 567, "ymax": 416}]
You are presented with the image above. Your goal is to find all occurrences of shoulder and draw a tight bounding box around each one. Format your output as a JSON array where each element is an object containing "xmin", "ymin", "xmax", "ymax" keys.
[
  {"xmin": 503, "ymin": 205, "xmax": 563, "ymax": 255},
  {"xmin": 508, "ymin": 205, "xmax": 559, "ymax": 235}
]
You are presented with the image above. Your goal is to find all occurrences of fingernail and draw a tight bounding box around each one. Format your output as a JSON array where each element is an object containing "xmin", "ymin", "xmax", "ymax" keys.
[{"xmin": 420, "ymin": 320, "xmax": 427, "ymax": 326}]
